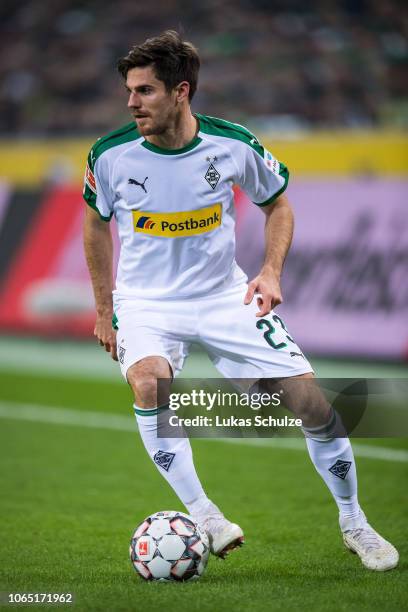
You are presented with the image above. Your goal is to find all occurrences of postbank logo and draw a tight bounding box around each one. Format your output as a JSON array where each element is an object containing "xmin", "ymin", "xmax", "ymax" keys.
[
  {"xmin": 135, "ymin": 216, "xmax": 156, "ymax": 230},
  {"xmin": 132, "ymin": 203, "xmax": 222, "ymax": 237}
]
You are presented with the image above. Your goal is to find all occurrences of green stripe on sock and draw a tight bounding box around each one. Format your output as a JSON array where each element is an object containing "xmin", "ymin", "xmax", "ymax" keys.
[
  {"xmin": 134, "ymin": 404, "xmax": 169, "ymax": 417},
  {"xmin": 303, "ymin": 409, "xmax": 336, "ymax": 435}
]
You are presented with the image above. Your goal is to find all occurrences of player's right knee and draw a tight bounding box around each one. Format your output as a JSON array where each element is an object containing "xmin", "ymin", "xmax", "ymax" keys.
[{"xmin": 127, "ymin": 357, "xmax": 171, "ymax": 407}]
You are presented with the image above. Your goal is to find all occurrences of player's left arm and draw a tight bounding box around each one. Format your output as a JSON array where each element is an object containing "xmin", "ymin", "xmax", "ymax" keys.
[{"xmin": 244, "ymin": 193, "xmax": 294, "ymax": 317}]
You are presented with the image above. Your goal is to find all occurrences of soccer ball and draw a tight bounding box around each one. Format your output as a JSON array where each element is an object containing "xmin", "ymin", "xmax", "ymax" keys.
[{"xmin": 130, "ymin": 510, "xmax": 210, "ymax": 582}]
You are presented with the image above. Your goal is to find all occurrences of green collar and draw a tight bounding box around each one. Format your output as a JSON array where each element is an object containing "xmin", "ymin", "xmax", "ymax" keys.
[{"xmin": 141, "ymin": 134, "xmax": 202, "ymax": 155}]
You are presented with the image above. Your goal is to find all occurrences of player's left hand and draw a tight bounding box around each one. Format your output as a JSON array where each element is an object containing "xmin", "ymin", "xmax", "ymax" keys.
[{"xmin": 244, "ymin": 271, "xmax": 283, "ymax": 317}]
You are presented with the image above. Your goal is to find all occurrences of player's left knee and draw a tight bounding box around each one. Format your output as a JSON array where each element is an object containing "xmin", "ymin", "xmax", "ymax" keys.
[
  {"xmin": 278, "ymin": 374, "xmax": 331, "ymax": 427},
  {"xmin": 302, "ymin": 407, "xmax": 347, "ymax": 440},
  {"xmin": 297, "ymin": 403, "xmax": 332, "ymax": 428}
]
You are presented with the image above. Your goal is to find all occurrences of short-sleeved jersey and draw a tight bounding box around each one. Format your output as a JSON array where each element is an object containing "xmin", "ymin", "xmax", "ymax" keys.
[{"xmin": 83, "ymin": 113, "xmax": 289, "ymax": 299}]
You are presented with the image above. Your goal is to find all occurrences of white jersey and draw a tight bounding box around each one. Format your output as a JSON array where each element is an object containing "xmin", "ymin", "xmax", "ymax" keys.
[{"xmin": 83, "ymin": 113, "xmax": 289, "ymax": 299}]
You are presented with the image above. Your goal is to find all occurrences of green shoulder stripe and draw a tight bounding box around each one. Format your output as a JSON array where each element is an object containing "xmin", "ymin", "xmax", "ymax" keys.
[
  {"xmin": 196, "ymin": 113, "xmax": 264, "ymax": 156},
  {"xmin": 89, "ymin": 122, "xmax": 140, "ymax": 169},
  {"xmin": 84, "ymin": 122, "xmax": 140, "ymax": 222}
]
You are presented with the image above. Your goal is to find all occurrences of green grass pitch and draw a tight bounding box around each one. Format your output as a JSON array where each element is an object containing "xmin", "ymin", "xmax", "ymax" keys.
[{"xmin": 0, "ymin": 370, "xmax": 407, "ymax": 612}]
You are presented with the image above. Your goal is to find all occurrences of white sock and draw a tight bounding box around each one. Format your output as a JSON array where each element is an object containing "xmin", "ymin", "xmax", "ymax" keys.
[
  {"xmin": 303, "ymin": 410, "xmax": 361, "ymax": 521},
  {"xmin": 134, "ymin": 404, "xmax": 209, "ymax": 508},
  {"xmin": 186, "ymin": 496, "xmax": 221, "ymax": 520}
]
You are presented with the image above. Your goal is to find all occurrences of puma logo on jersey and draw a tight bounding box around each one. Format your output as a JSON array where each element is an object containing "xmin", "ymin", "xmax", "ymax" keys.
[
  {"xmin": 133, "ymin": 203, "xmax": 222, "ymax": 238},
  {"xmin": 128, "ymin": 177, "xmax": 148, "ymax": 193}
]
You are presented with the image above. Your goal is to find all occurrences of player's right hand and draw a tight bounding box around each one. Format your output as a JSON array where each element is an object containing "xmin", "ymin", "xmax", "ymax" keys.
[{"xmin": 94, "ymin": 315, "xmax": 118, "ymax": 361}]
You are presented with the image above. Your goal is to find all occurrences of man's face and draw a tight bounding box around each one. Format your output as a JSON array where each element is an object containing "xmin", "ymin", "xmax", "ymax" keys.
[{"xmin": 126, "ymin": 66, "xmax": 177, "ymax": 136}]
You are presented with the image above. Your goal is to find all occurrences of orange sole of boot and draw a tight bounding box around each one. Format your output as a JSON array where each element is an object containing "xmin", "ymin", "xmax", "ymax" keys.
[{"xmin": 217, "ymin": 536, "xmax": 245, "ymax": 559}]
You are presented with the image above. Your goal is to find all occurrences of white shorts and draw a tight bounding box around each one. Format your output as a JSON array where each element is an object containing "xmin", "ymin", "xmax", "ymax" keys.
[{"xmin": 113, "ymin": 284, "xmax": 313, "ymax": 381}]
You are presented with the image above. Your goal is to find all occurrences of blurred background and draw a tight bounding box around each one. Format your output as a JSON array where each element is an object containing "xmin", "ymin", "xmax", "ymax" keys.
[
  {"xmin": 0, "ymin": 0, "xmax": 407, "ymax": 378},
  {"xmin": 0, "ymin": 5, "xmax": 406, "ymax": 604}
]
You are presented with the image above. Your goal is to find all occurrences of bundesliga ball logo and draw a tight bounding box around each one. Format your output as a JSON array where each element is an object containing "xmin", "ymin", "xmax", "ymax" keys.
[{"xmin": 130, "ymin": 511, "xmax": 210, "ymax": 582}]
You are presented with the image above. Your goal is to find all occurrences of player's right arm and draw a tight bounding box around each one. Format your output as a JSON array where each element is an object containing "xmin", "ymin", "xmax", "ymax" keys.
[
  {"xmin": 83, "ymin": 145, "xmax": 117, "ymax": 360},
  {"xmin": 83, "ymin": 206, "xmax": 118, "ymax": 360}
]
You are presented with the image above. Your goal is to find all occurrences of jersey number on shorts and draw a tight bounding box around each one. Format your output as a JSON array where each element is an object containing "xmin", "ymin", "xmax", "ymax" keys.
[{"xmin": 256, "ymin": 315, "xmax": 295, "ymax": 350}]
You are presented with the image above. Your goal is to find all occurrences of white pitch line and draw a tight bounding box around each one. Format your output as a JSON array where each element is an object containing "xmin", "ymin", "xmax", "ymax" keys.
[{"xmin": 0, "ymin": 401, "xmax": 407, "ymax": 463}]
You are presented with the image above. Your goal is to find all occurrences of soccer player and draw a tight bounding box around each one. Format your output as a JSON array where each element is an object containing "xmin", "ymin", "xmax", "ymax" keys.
[{"xmin": 83, "ymin": 31, "xmax": 398, "ymax": 569}]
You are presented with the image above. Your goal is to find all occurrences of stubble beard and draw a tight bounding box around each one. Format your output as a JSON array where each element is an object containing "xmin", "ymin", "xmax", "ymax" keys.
[
  {"xmin": 134, "ymin": 100, "xmax": 178, "ymax": 137},
  {"xmin": 134, "ymin": 117, "xmax": 169, "ymax": 137}
]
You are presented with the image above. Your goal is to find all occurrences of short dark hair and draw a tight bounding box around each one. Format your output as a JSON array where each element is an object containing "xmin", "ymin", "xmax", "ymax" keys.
[{"xmin": 117, "ymin": 30, "xmax": 200, "ymax": 102}]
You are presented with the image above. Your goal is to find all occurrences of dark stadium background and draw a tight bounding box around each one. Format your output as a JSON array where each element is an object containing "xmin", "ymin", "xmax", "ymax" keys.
[{"xmin": 0, "ymin": 2, "xmax": 406, "ymax": 610}]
